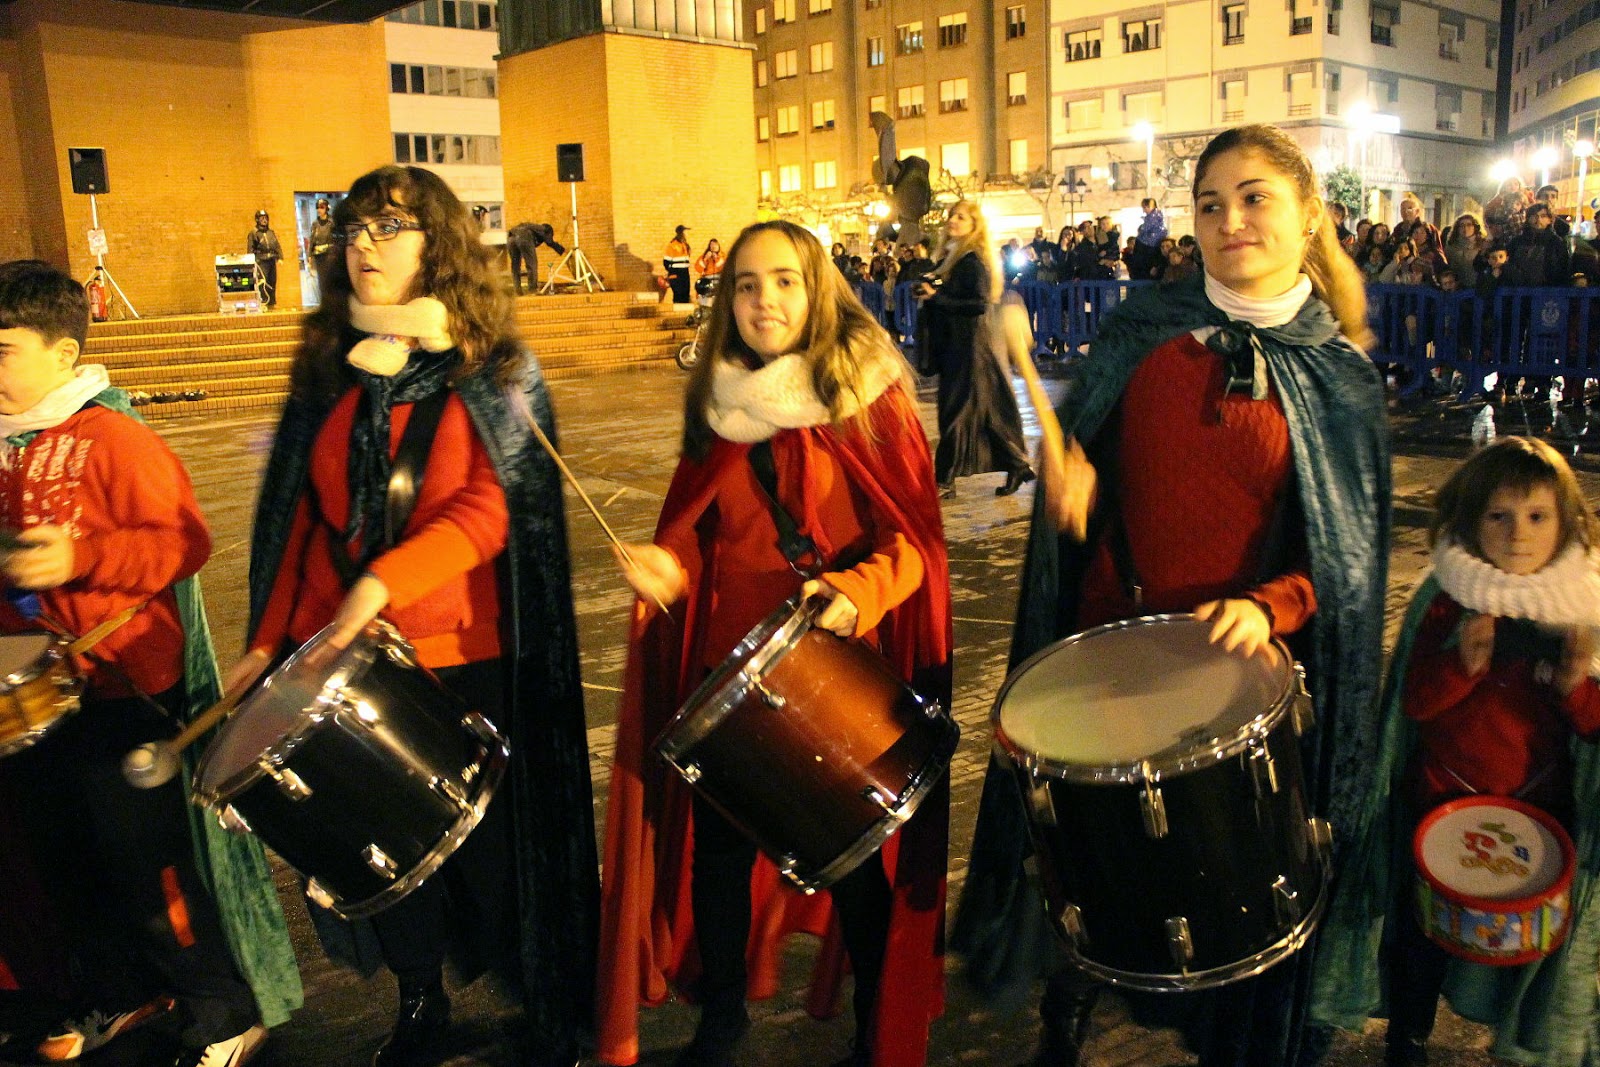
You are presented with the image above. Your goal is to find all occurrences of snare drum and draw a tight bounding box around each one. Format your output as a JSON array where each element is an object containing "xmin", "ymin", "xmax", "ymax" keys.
[
  {"xmin": 0, "ymin": 633, "xmax": 83, "ymax": 759},
  {"xmin": 1413, "ymin": 796, "xmax": 1574, "ymax": 966},
  {"xmin": 655, "ymin": 596, "xmax": 958, "ymax": 893},
  {"xmin": 193, "ymin": 621, "xmax": 508, "ymax": 919},
  {"xmin": 993, "ymin": 614, "xmax": 1331, "ymax": 992}
]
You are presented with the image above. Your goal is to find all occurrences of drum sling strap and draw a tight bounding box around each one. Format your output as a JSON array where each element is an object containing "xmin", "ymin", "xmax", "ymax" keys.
[
  {"xmin": 326, "ymin": 387, "xmax": 451, "ymax": 587},
  {"xmin": 747, "ymin": 441, "xmax": 867, "ymax": 579}
]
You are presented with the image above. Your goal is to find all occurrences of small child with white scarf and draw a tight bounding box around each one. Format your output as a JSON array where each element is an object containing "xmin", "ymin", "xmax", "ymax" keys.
[{"xmin": 1383, "ymin": 435, "xmax": 1600, "ymax": 1067}]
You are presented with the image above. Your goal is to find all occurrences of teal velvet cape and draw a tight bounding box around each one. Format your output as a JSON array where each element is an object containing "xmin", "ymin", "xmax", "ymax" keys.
[
  {"xmin": 949, "ymin": 273, "xmax": 1392, "ymax": 1064},
  {"xmin": 98, "ymin": 387, "xmax": 304, "ymax": 1029},
  {"xmin": 1308, "ymin": 574, "xmax": 1600, "ymax": 1065}
]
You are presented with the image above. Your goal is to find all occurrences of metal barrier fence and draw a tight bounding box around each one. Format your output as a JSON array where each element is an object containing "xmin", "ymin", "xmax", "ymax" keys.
[{"xmin": 881, "ymin": 279, "xmax": 1600, "ymax": 394}]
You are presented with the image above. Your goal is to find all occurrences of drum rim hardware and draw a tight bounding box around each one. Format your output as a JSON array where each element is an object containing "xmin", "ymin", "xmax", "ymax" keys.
[
  {"xmin": 0, "ymin": 635, "xmax": 85, "ymax": 759},
  {"xmin": 1055, "ymin": 817, "xmax": 1334, "ymax": 992},
  {"xmin": 992, "ymin": 614, "xmax": 1296, "ymax": 785}
]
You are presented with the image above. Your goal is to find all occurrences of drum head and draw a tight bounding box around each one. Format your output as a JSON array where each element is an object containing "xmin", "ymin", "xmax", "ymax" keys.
[
  {"xmin": 197, "ymin": 624, "xmax": 375, "ymax": 795},
  {"xmin": 996, "ymin": 615, "xmax": 1290, "ymax": 776},
  {"xmin": 0, "ymin": 633, "xmax": 54, "ymax": 683},
  {"xmin": 1416, "ymin": 797, "xmax": 1570, "ymax": 903}
]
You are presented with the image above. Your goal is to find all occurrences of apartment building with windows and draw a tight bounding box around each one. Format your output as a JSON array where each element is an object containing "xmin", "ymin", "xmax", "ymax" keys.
[
  {"xmin": 1050, "ymin": 0, "xmax": 1500, "ymax": 232},
  {"xmin": 748, "ymin": 0, "xmax": 1049, "ymax": 244},
  {"xmin": 1504, "ymin": 0, "xmax": 1600, "ymax": 221},
  {"xmin": 385, "ymin": 1, "xmax": 506, "ymax": 239}
]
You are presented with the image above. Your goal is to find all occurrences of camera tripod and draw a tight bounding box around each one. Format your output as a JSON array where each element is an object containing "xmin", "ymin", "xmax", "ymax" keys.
[{"xmin": 540, "ymin": 182, "xmax": 605, "ymax": 294}]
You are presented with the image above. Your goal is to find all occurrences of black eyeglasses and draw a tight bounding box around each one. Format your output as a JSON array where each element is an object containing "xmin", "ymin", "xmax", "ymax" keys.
[{"xmin": 333, "ymin": 217, "xmax": 425, "ymax": 244}]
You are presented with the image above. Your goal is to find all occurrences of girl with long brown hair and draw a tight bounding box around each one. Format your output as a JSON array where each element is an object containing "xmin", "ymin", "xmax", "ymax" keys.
[{"xmin": 597, "ymin": 220, "xmax": 952, "ymax": 1067}]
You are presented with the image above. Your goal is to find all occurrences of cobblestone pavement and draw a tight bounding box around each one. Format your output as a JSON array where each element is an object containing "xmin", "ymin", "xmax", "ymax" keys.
[{"xmin": 9, "ymin": 366, "xmax": 1598, "ymax": 1067}]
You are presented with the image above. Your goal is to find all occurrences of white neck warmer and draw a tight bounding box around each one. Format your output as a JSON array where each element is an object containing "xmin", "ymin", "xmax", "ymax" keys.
[
  {"xmin": 1202, "ymin": 271, "xmax": 1314, "ymax": 328},
  {"xmin": 1433, "ymin": 536, "xmax": 1600, "ymax": 676},
  {"xmin": 0, "ymin": 365, "xmax": 111, "ymax": 437},
  {"xmin": 707, "ymin": 350, "xmax": 900, "ymax": 443},
  {"xmin": 346, "ymin": 296, "xmax": 454, "ymax": 377}
]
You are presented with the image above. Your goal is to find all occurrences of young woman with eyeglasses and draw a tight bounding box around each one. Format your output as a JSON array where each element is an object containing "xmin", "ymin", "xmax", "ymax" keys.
[{"xmin": 227, "ymin": 165, "xmax": 598, "ymax": 1067}]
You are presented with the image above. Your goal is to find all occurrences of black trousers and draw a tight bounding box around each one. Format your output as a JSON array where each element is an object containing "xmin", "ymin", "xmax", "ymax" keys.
[
  {"xmin": 0, "ymin": 686, "xmax": 259, "ymax": 1047},
  {"xmin": 666, "ymin": 267, "xmax": 691, "ymax": 303},
  {"xmin": 508, "ymin": 244, "xmax": 537, "ymax": 293},
  {"xmin": 258, "ymin": 259, "xmax": 277, "ymax": 308},
  {"xmin": 690, "ymin": 791, "xmax": 893, "ymax": 1043},
  {"xmin": 368, "ymin": 659, "xmax": 519, "ymax": 990}
]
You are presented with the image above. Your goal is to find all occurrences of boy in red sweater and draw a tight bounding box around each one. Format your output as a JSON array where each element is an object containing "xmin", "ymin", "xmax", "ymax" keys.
[{"xmin": 0, "ymin": 261, "xmax": 270, "ymax": 1067}]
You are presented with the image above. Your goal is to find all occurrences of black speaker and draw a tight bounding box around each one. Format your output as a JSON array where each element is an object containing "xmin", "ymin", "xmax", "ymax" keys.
[
  {"xmin": 556, "ymin": 143, "xmax": 585, "ymax": 183},
  {"xmin": 68, "ymin": 148, "xmax": 108, "ymax": 195}
]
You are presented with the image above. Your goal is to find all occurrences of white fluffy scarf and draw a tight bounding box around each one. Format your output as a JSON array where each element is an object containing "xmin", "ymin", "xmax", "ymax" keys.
[
  {"xmin": 0, "ymin": 364, "xmax": 111, "ymax": 437},
  {"xmin": 1433, "ymin": 536, "xmax": 1600, "ymax": 676},
  {"xmin": 346, "ymin": 296, "xmax": 454, "ymax": 376},
  {"xmin": 707, "ymin": 350, "xmax": 900, "ymax": 443}
]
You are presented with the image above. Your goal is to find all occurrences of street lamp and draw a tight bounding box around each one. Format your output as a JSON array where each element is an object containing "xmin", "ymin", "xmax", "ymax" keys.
[
  {"xmin": 1058, "ymin": 175, "xmax": 1088, "ymax": 225},
  {"xmin": 1574, "ymin": 139, "xmax": 1595, "ymax": 237},
  {"xmin": 1130, "ymin": 121, "xmax": 1155, "ymax": 200},
  {"xmin": 1489, "ymin": 158, "xmax": 1517, "ymax": 185},
  {"xmin": 1532, "ymin": 145, "xmax": 1559, "ymax": 188}
]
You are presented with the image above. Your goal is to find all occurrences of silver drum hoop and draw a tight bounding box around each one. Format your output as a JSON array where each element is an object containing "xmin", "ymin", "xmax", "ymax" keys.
[{"xmin": 991, "ymin": 613, "xmax": 1296, "ymax": 785}]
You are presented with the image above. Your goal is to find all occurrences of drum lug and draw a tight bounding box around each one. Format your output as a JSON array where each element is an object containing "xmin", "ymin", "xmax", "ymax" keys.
[
  {"xmin": 1271, "ymin": 875, "xmax": 1302, "ymax": 926},
  {"xmin": 1139, "ymin": 766, "xmax": 1168, "ymax": 839},
  {"xmin": 428, "ymin": 775, "xmax": 468, "ymax": 810},
  {"xmin": 215, "ymin": 804, "xmax": 252, "ymax": 835},
  {"xmin": 1165, "ymin": 916, "xmax": 1194, "ymax": 970},
  {"xmin": 1060, "ymin": 903, "xmax": 1088, "ymax": 949},
  {"xmin": 1248, "ymin": 738, "xmax": 1279, "ymax": 797},
  {"xmin": 1292, "ymin": 665, "xmax": 1315, "ymax": 736},
  {"xmin": 257, "ymin": 757, "xmax": 314, "ymax": 801},
  {"xmin": 1308, "ymin": 816, "xmax": 1333, "ymax": 858},
  {"xmin": 1028, "ymin": 779, "xmax": 1058, "ymax": 828},
  {"xmin": 305, "ymin": 878, "xmax": 337, "ymax": 911},
  {"xmin": 363, "ymin": 843, "xmax": 400, "ymax": 880},
  {"xmin": 922, "ymin": 697, "xmax": 944, "ymax": 720},
  {"xmin": 679, "ymin": 761, "xmax": 702, "ymax": 784},
  {"xmin": 751, "ymin": 676, "xmax": 786, "ymax": 710}
]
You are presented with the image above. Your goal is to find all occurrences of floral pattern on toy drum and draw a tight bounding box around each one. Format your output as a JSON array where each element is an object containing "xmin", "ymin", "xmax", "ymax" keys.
[{"xmin": 1413, "ymin": 795, "xmax": 1576, "ymax": 966}]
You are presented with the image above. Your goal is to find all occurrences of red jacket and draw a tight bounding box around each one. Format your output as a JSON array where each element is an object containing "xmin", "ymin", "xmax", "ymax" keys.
[
  {"xmin": 251, "ymin": 388, "xmax": 508, "ymax": 668},
  {"xmin": 0, "ymin": 405, "xmax": 208, "ymax": 697}
]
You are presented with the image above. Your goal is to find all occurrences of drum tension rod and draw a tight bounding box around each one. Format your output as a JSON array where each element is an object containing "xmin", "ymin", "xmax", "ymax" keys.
[
  {"xmin": 1165, "ymin": 916, "xmax": 1194, "ymax": 970},
  {"xmin": 1139, "ymin": 761, "xmax": 1168, "ymax": 839}
]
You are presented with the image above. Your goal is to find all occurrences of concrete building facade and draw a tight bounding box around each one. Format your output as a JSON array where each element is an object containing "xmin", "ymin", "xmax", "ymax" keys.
[
  {"xmin": 1504, "ymin": 0, "xmax": 1600, "ymax": 225},
  {"xmin": 1048, "ymin": 0, "xmax": 1502, "ymax": 235},
  {"xmin": 0, "ymin": 0, "xmax": 392, "ymax": 314},
  {"xmin": 747, "ymin": 0, "xmax": 1053, "ymax": 247}
]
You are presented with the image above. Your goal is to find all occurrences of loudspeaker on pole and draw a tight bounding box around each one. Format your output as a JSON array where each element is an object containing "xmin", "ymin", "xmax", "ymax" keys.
[
  {"xmin": 68, "ymin": 148, "xmax": 109, "ymax": 195},
  {"xmin": 556, "ymin": 143, "xmax": 585, "ymax": 183}
]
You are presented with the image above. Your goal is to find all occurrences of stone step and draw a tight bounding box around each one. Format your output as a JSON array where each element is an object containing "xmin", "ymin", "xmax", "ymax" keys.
[{"xmin": 110, "ymin": 357, "xmax": 292, "ymax": 387}]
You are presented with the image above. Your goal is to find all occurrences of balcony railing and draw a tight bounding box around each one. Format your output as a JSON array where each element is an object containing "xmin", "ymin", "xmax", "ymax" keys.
[
  {"xmin": 1371, "ymin": 23, "xmax": 1393, "ymax": 45},
  {"xmin": 1436, "ymin": 116, "xmax": 1459, "ymax": 131},
  {"xmin": 1439, "ymin": 40, "xmax": 1459, "ymax": 59},
  {"xmin": 1291, "ymin": 16, "xmax": 1312, "ymax": 34},
  {"xmin": 1288, "ymin": 103, "xmax": 1312, "ymax": 116},
  {"xmin": 1223, "ymin": 108, "xmax": 1244, "ymax": 121}
]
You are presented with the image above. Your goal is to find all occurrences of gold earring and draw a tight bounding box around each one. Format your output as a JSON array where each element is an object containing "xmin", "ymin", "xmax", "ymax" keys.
[{"xmin": 1306, "ymin": 228, "xmax": 1316, "ymax": 236}]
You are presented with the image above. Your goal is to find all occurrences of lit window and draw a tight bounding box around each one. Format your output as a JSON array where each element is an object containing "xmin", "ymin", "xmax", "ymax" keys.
[
  {"xmin": 937, "ymin": 12, "xmax": 968, "ymax": 47},
  {"xmin": 941, "ymin": 142, "xmax": 970, "ymax": 177},
  {"xmin": 775, "ymin": 50, "xmax": 798, "ymax": 78},
  {"xmin": 780, "ymin": 164, "xmax": 802, "ymax": 192},
  {"xmin": 812, "ymin": 99, "xmax": 836, "ymax": 129},
  {"xmin": 938, "ymin": 78, "xmax": 969, "ymax": 113},
  {"xmin": 810, "ymin": 41, "xmax": 834, "ymax": 72},
  {"xmin": 1007, "ymin": 71, "xmax": 1026, "ymax": 105},
  {"xmin": 896, "ymin": 21, "xmax": 924, "ymax": 54},
  {"xmin": 1065, "ymin": 28, "xmax": 1102, "ymax": 62},
  {"xmin": 896, "ymin": 84, "xmax": 925, "ymax": 118},
  {"xmin": 814, "ymin": 160, "xmax": 837, "ymax": 189}
]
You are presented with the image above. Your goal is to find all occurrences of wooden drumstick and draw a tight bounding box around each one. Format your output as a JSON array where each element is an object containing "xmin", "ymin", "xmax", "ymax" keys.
[
  {"xmin": 505, "ymin": 388, "xmax": 672, "ymax": 616},
  {"xmin": 122, "ymin": 686, "xmax": 247, "ymax": 789}
]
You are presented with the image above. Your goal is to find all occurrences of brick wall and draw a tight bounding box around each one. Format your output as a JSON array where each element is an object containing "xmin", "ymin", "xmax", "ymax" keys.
[
  {"xmin": 0, "ymin": 0, "xmax": 390, "ymax": 315},
  {"xmin": 0, "ymin": 30, "xmax": 35, "ymax": 263},
  {"xmin": 500, "ymin": 31, "xmax": 757, "ymax": 292}
]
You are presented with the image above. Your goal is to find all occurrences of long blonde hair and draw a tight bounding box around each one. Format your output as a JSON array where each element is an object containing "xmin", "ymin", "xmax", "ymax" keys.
[
  {"xmin": 1193, "ymin": 125, "xmax": 1372, "ymax": 348},
  {"xmin": 934, "ymin": 200, "xmax": 1003, "ymax": 303},
  {"xmin": 681, "ymin": 221, "xmax": 909, "ymax": 460}
]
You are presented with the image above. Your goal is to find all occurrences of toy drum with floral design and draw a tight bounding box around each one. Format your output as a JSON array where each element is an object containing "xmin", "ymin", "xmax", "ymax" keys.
[{"xmin": 1413, "ymin": 795, "xmax": 1575, "ymax": 966}]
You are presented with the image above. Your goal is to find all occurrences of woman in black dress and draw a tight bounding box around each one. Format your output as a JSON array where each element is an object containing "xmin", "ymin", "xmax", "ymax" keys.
[{"xmin": 914, "ymin": 199, "xmax": 1033, "ymax": 496}]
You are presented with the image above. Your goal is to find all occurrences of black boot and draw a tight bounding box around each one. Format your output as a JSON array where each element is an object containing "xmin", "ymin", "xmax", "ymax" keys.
[
  {"xmin": 996, "ymin": 467, "xmax": 1036, "ymax": 497},
  {"xmin": 372, "ymin": 976, "xmax": 450, "ymax": 1067},
  {"xmin": 1031, "ymin": 972, "xmax": 1099, "ymax": 1067},
  {"xmin": 1385, "ymin": 1032, "xmax": 1429, "ymax": 1067},
  {"xmin": 674, "ymin": 996, "xmax": 749, "ymax": 1067}
]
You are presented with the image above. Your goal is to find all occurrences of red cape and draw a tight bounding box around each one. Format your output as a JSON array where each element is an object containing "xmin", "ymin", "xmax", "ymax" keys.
[{"xmin": 596, "ymin": 383, "xmax": 953, "ymax": 1066}]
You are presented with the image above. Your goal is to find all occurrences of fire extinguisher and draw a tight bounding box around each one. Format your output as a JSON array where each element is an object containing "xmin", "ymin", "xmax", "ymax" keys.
[{"xmin": 86, "ymin": 267, "xmax": 109, "ymax": 322}]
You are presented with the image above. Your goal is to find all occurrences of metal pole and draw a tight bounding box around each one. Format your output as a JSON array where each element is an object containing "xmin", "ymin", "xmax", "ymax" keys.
[
  {"xmin": 1145, "ymin": 135, "xmax": 1153, "ymax": 201},
  {"xmin": 570, "ymin": 182, "xmax": 580, "ymax": 250},
  {"xmin": 1579, "ymin": 156, "xmax": 1591, "ymax": 236}
]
